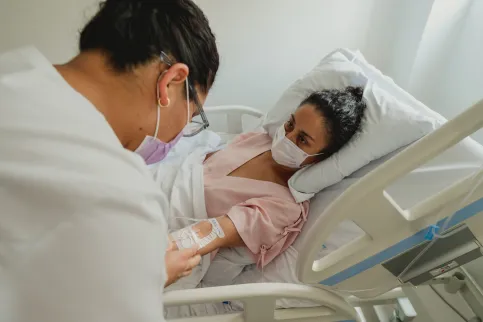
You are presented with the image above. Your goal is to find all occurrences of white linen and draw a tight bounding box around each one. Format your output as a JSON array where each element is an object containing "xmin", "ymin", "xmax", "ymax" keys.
[
  {"xmin": 153, "ymin": 147, "xmax": 210, "ymax": 293},
  {"xmin": 202, "ymin": 247, "xmax": 255, "ymax": 287},
  {"xmin": 150, "ymin": 133, "xmax": 230, "ymax": 319},
  {"xmin": 151, "ymin": 132, "xmax": 223, "ymax": 293},
  {"xmin": 0, "ymin": 47, "xmax": 168, "ymax": 322},
  {"xmin": 152, "ymin": 131, "xmax": 222, "ymax": 233},
  {"xmin": 263, "ymin": 50, "xmax": 439, "ymax": 202}
]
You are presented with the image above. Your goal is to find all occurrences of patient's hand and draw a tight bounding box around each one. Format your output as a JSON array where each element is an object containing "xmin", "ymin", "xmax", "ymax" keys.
[{"xmin": 164, "ymin": 243, "xmax": 201, "ymax": 287}]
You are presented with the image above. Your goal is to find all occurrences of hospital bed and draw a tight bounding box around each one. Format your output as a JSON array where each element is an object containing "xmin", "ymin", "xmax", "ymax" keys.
[{"xmin": 164, "ymin": 51, "xmax": 483, "ymax": 322}]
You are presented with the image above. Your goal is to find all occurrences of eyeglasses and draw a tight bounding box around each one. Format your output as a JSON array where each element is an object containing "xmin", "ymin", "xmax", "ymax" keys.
[{"xmin": 160, "ymin": 52, "xmax": 210, "ymax": 137}]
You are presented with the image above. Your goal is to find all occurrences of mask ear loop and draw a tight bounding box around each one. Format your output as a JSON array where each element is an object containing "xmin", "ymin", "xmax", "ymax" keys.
[
  {"xmin": 185, "ymin": 79, "xmax": 190, "ymax": 127},
  {"xmin": 300, "ymin": 151, "xmax": 324, "ymax": 168},
  {"xmin": 153, "ymin": 104, "xmax": 161, "ymax": 139}
]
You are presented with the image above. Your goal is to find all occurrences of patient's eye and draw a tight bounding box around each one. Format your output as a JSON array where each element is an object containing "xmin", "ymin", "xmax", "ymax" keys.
[{"xmin": 298, "ymin": 134, "xmax": 308, "ymax": 145}]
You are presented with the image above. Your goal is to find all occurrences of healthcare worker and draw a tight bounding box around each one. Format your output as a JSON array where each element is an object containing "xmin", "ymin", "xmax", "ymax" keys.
[{"xmin": 0, "ymin": 0, "xmax": 219, "ymax": 321}]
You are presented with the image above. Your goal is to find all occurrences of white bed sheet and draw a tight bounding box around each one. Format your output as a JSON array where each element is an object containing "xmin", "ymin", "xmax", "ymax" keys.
[{"xmin": 164, "ymin": 130, "xmax": 483, "ymax": 318}]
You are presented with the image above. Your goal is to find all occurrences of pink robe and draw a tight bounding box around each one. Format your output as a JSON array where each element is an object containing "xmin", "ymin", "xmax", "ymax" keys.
[{"xmin": 203, "ymin": 132, "xmax": 309, "ymax": 268}]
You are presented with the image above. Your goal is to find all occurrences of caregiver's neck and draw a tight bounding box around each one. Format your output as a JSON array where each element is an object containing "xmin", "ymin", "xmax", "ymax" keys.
[{"xmin": 54, "ymin": 50, "xmax": 158, "ymax": 149}]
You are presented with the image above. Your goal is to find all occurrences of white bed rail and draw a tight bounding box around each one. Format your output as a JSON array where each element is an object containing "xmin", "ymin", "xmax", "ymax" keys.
[
  {"xmin": 296, "ymin": 99, "xmax": 483, "ymax": 296},
  {"xmin": 204, "ymin": 105, "xmax": 265, "ymax": 134},
  {"xmin": 164, "ymin": 283, "xmax": 360, "ymax": 322}
]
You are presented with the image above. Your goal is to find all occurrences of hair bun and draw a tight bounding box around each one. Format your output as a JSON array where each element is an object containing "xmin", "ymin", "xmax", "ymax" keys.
[{"xmin": 346, "ymin": 86, "xmax": 364, "ymax": 101}]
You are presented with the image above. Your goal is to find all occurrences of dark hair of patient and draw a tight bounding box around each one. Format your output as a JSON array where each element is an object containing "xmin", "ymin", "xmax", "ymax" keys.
[{"xmin": 300, "ymin": 86, "xmax": 366, "ymax": 159}]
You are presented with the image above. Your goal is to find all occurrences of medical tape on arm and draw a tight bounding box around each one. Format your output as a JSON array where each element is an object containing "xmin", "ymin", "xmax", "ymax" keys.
[{"xmin": 170, "ymin": 218, "xmax": 225, "ymax": 251}]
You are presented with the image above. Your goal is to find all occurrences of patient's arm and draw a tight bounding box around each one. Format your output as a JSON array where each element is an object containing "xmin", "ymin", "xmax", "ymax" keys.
[{"xmin": 169, "ymin": 216, "xmax": 245, "ymax": 256}]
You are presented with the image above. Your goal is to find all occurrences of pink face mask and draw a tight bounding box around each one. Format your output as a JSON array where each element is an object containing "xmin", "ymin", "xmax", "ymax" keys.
[
  {"xmin": 134, "ymin": 129, "xmax": 183, "ymax": 165},
  {"xmin": 135, "ymin": 78, "xmax": 190, "ymax": 165}
]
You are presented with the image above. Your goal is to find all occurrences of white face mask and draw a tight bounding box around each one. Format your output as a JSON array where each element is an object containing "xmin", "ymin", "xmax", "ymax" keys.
[{"xmin": 271, "ymin": 124, "xmax": 322, "ymax": 168}]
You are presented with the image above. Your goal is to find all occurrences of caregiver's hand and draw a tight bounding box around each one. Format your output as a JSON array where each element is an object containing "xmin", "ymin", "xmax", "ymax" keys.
[{"xmin": 164, "ymin": 243, "xmax": 201, "ymax": 287}]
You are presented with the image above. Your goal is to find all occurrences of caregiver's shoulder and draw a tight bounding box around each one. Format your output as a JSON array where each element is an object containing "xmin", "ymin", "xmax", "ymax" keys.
[
  {"xmin": 0, "ymin": 46, "xmax": 167, "ymax": 216},
  {"xmin": 0, "ymin": 47, "xmax": 168, "ymax": 322}
]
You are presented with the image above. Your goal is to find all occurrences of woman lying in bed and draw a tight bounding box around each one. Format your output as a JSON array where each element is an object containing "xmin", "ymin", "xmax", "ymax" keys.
[{"xmin": 169, "ymin": 86, "xmax": 366, "ymax": 269}]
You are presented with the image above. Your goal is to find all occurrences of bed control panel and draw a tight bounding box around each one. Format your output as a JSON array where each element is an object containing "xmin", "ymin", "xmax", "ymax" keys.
[{"xmin": 382, "ymin": 225, "xmax": 483, "ymax": 286}]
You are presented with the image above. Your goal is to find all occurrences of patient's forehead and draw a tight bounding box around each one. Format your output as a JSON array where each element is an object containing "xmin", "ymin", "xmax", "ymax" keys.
[{"xmin": 294, "ymin": 104, "xmax": 329, "ymax": 149}]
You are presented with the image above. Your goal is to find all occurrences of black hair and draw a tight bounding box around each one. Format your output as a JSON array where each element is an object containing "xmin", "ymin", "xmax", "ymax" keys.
[
  {"xmin": 79, "ymin": 0, "xmax": 219, "ymax": 93},
  {"xmin": 300, "ymin": 86, "xmax": 366, "ymax": 158}
]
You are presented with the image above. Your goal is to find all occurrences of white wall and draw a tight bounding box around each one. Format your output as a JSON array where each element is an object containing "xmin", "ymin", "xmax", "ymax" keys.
[
  {"xmin": 0, "ymin": 0, "xmax": 375, "ymax": 113},
  {"xmin": 408, "ymin": 0, "xmax": 473, "ymax": 111},
  {"xmin": 428, "ymin": 0, "xmax": 483, "ymax": 142},
  {"xmin": 362, "ymin": 0, "xmax": 435, "ymax": 89},
  {"xmin": 440, "ymin": 0, "xmax": 483, "ymax": 119},
  {"xmin": 408, "ymin": 0, "xmax": 483, "ymax": 142},
  {"xmin": 197, "ymin": 0, "xmax": 375, "ymax": 112},
  {"xmin": 354, "ymin": 0, "xmax": 483, "ymax": 143},
  {"xmin": 0, "ymin": 0, "xmax": 99, "ymax": 63}
]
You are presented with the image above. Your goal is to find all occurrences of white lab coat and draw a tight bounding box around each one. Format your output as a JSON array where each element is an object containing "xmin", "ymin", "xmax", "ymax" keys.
[{"xmin": 0, "ymin": 47, "xmax": 168, "ymax": 322}]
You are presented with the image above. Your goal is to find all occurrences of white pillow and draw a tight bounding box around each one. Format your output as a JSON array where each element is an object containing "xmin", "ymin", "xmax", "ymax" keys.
[{"xmin": 262, "ymin": 50, "xmax": 440, "ymax": 202}]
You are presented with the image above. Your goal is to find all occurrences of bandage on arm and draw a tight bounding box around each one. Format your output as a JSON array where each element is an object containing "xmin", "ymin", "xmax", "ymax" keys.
[{"xmin": 169, "ymin": 216, "xmax": 244, "ymax": 256}]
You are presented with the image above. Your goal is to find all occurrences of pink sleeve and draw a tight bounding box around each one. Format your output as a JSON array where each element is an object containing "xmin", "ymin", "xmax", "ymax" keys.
[{"xmin": 227, "ymin": 197, "xmax": 308, "ymax": 268}]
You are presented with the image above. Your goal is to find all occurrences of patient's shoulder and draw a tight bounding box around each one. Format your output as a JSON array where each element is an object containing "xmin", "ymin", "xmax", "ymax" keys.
[{"xmin": 230, "ymin": 131, "xmax": 271, "ymax": 146}]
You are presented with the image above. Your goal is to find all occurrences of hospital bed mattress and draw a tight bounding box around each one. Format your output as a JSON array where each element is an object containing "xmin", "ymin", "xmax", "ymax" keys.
[{"xmin": 165, "ymin": 131, "xmax": 483, "ymax": 318}]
